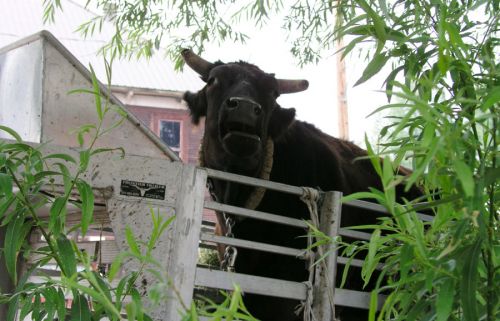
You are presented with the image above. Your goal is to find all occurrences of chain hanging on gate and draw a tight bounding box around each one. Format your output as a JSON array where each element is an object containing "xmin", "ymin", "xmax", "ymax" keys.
[
  {"xmin": 206, "ymin": 178, "xmax": 238, "ymax": 272},
  {"xmin": 201, "ymin": 140, "xmax": 274, "ymax": 273},
  {"xmin": 221, "ymin": 213, "xmax": 237, "ymax": 271}
]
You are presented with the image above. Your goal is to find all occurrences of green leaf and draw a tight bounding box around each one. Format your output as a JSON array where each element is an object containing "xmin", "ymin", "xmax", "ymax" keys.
[
  {"xmin": 19, "ymin": 293, "xmax": 34, "ymax": 321},
  {"xmin": 436, "ymin": 278, "xmax": 455, "ymax": 321},
  {"xmin": 385, "ymin": 66, "xmax": 404, "ymax": 101},
  {"xmin": 5, "ymin": 214, "xmax": 29, "ymax": 284},
  {"xmin": 356, "ymin": 0, "xmax": 386, "ymax": 42},
  {"xmin": 108, "ymin": 252, "xmax": 126, "ymax": 281},
  {"xmin": 407, "ymin": 300, "xmax": 428, "ymax": 321},
  {"xmin": 131, "ymin": 288, "xmax": 144, "ymax": 320},
  {"xmin": 0, "ymin": 173, "xmax": 13, "ymax": 197},
  {"xmin": 43, "ymin": 287, "xmax": 57, "ymax": 321},
  {"xmin": 125, "ymin": 301, "xmax": 138, "ymax": 321},
  {"xmin": 125, "ymin": 226, "xmax": 141, "ymax": 256},
  {"xmin": 114, "ymin": 275, "xmax": 129, "ymax": 311},
  {"xmin": 56, "ymin": 234, "xmax": 77, "ymax": 277},
  {"xmin": 71, "ymin": 294, "xmax": 91, "ymax": 321},
  {"xmin": 32, "ymin": 293, "xmax": 41, "ymax": 321},
  {"xmin": 354, "ymin": 53, "xmax": 390, "ymax": 86},
  {"xmin": 399, "ymin": 243, "xmax": 413, "ymax": 280},
  {"xmin": 0, "ymin": 196, "xmax": 16, "ymax": 219},
  {"xmin": 49, "ymin": 196, "xmax": 67, "ymax": 235},
  {"xmin": 481, "ymin": 87, "xmax": 500, "ymax": 110},
  {"xmin": 382, "ymin": 156, "xmax": 395, "ymax": 206},
  {"xmin": 89, "ymin": 271, "xmax": 113, "ymax": 302},
  {"xmin": 44, "ymin": 153, "xmax": 77, "ymax": 163},
  {"xmin": 340, "ymin": 35, "xmax": 369, "ymax": 59},
  {"xmin": 0, "ymin": 152, "xmax": 6, "ymax": 167},
  {"xmin": 461, "ymin": 238, "xmax": 482, "ymax": 321},
  {"xmin": 454, "ymin": 160, "xmax": 475, "ymax": 197},
  {"xmin": 364, "ymin": 135, "xmax": 382, "ymax": 177},
  {"xmin": 342, "ymin": 191, "xmax": 385, "ymax": 204},
  {"xmin": 368, "ymin": 290, "xmax": 378, "ymax": 321},
  {"xmin": 484, "ymin": 167, "xmax": 500, "ymax": 187},
  {"xmin": 33, "ymin": 170, "xmax": 61, "ymax": 182},
  {"xmin": 76, "ymin": 179, "xmax": 94, "ymax": 236},
  {"xmin": 89, "ymin": 64, "xmax": 104, "ymax": 120},
  {"xmin": 363, "ymin": 228, "xmax": 381, "ymax": 286},
  {"xmin": 79, "ymin": 150, "xmax": 91, "ymax": 171},
  {"xmin": 0, "ymin": 125, "xmax": 23, "ymax": 141},
  {"xmin": 56, "ymin": 288, "xmax": 67, "ymax": 320},
  {"xmin": 55, "ymin": 162, "xmax": 73, "ymax": 194}
]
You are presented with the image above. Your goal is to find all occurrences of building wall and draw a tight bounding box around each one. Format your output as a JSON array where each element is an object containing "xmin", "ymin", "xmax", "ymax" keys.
[
  {"xmin": 112, "ymin": 88, "xmax": 204, "ymax": 165},
  {"xmin": 127, "ymin": 105, "xmax": 204, "ymax": 165}
]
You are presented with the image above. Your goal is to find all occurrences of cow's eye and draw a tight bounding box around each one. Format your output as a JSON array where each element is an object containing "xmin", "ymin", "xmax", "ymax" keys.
[{"xmin": 207, "ymin": 77, "xmax": 218, "ymax": 87}]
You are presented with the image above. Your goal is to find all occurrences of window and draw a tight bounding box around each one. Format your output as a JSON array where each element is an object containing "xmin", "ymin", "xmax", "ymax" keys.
[{"xmin": 159, "ymin": 120, "xmax": 181, "ymax": 156}]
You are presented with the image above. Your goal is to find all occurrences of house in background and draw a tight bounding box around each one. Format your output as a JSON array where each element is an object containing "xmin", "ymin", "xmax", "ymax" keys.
[
  {"xmin": 112, "ymin": 86, "xmax": 204, "ymax": 164},
  {"xmin": 0, "ymin": 0, "xmax": 205, "ymax": 165}
]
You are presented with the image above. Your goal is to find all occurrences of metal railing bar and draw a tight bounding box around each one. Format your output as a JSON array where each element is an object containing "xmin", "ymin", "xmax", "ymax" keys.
[
  {"xmin": 336, "ymin": 256, "xmax": 384, "ymax": 271},
  {"xmin": 200, "ymin": 233, "xmax": 306, "ymax": 259},
  {"xmin": 344, "ymin": 199, "xmax": 433, "ymax": 221},
  {"xmin": 205, "ymin": 169, "xmax": 433, "ymax": 221},
  {"xmin": 339, "ymin": 228, "xmax": 372, "ymax": 241},
  {"xmin": 204, "ymin": 168, "xmax": 303, "ymax": 196},
  {"xmin": 204, "ymin": 201, "xmax": 308, "ymax": 229},
  {"xmin": 195, "ymin": 267, "xmax": 306, "ymax": 300},
  {"xmin": 194, "ymin": 267, "xmax": 385, "ymax": 310},
  {"xmin": 334, "ymin": 288, "xmax": 386, "ymax": 310}
]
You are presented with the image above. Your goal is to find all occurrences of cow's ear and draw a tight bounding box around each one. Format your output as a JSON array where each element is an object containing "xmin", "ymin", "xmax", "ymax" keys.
[
  {"xmin": 269, "ymin": 107, "xmax": 296, "ymax": 139},
  {"xmin": 183, "ymin": 90, "xmax": 207, "ymax": 125}
]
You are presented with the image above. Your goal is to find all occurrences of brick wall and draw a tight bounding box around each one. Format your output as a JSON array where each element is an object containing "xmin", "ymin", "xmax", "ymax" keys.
[{"xmin": 127, "ymin": 105, "xmax": 204, "ymax": 165}]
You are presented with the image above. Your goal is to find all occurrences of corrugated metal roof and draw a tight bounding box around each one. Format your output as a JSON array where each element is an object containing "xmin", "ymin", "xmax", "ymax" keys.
[{"xmin": 0, "ymin": 0, "xmax": 204, "ymax": 91}]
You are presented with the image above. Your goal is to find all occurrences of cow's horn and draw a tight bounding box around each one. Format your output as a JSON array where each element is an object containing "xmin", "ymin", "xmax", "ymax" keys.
[
  {"xmin": 277, "ymin": 79, "xmax": 309, "ymax": 94},
  {"xmin": 181, "ymin": 49, "xmax": 214, "ymax": 77}
]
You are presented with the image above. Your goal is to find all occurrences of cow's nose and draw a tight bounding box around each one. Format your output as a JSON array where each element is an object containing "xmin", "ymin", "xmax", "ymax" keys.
[{"xmin": 226, "ymin": 97, "xmax": 262, "ymax": 116}]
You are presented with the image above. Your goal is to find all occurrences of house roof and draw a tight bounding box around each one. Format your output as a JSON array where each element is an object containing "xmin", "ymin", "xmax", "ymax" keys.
[{"xmin": 0, "ymin": 0, "xmax": 204, "ymax": 92}]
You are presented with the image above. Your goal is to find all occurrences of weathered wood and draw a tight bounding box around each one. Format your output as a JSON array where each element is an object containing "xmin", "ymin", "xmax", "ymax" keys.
[
  {"xmin": 162, "ymin": 166, "xmax": 207, "ymax": 320},
  {"xmin": 313, "ymin": 191, "xmax": 343, "ymax": 321},
  {"xmin": 200, "ymin": 232, "xmax": 305, "ymax": 258},
  {"xmin": 204, "ymin": 200, "xmax": 308, "ymax": 229}
]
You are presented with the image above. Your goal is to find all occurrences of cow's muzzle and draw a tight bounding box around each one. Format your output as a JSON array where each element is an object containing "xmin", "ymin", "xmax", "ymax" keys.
[{"xmin": 221, "ymin": 97, "xmax": 262, "ymax": 157}]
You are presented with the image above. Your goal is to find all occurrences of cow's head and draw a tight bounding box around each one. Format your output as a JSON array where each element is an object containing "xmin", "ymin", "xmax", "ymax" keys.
[{"xmin": 182, "ymin": 49, "xmax": 308, "ymax": 176}]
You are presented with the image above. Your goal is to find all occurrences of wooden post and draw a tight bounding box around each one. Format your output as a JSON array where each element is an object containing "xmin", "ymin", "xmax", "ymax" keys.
[
  {"xmin": 312, "ymin": 191, "xmax": 343, "ymax": 321},
  {"xmin": 337, "ymin": 38, "xmax": 349, "ymax": 140},
  {"xmin": 162, "ymin": 165, "xmax": 206, "ymax": 320}
]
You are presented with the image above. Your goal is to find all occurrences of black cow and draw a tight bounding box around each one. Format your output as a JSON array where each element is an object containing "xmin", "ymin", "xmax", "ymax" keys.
[{"xmin": 181, "ymin": 50, "xmax": 423, "ymax": 321}]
